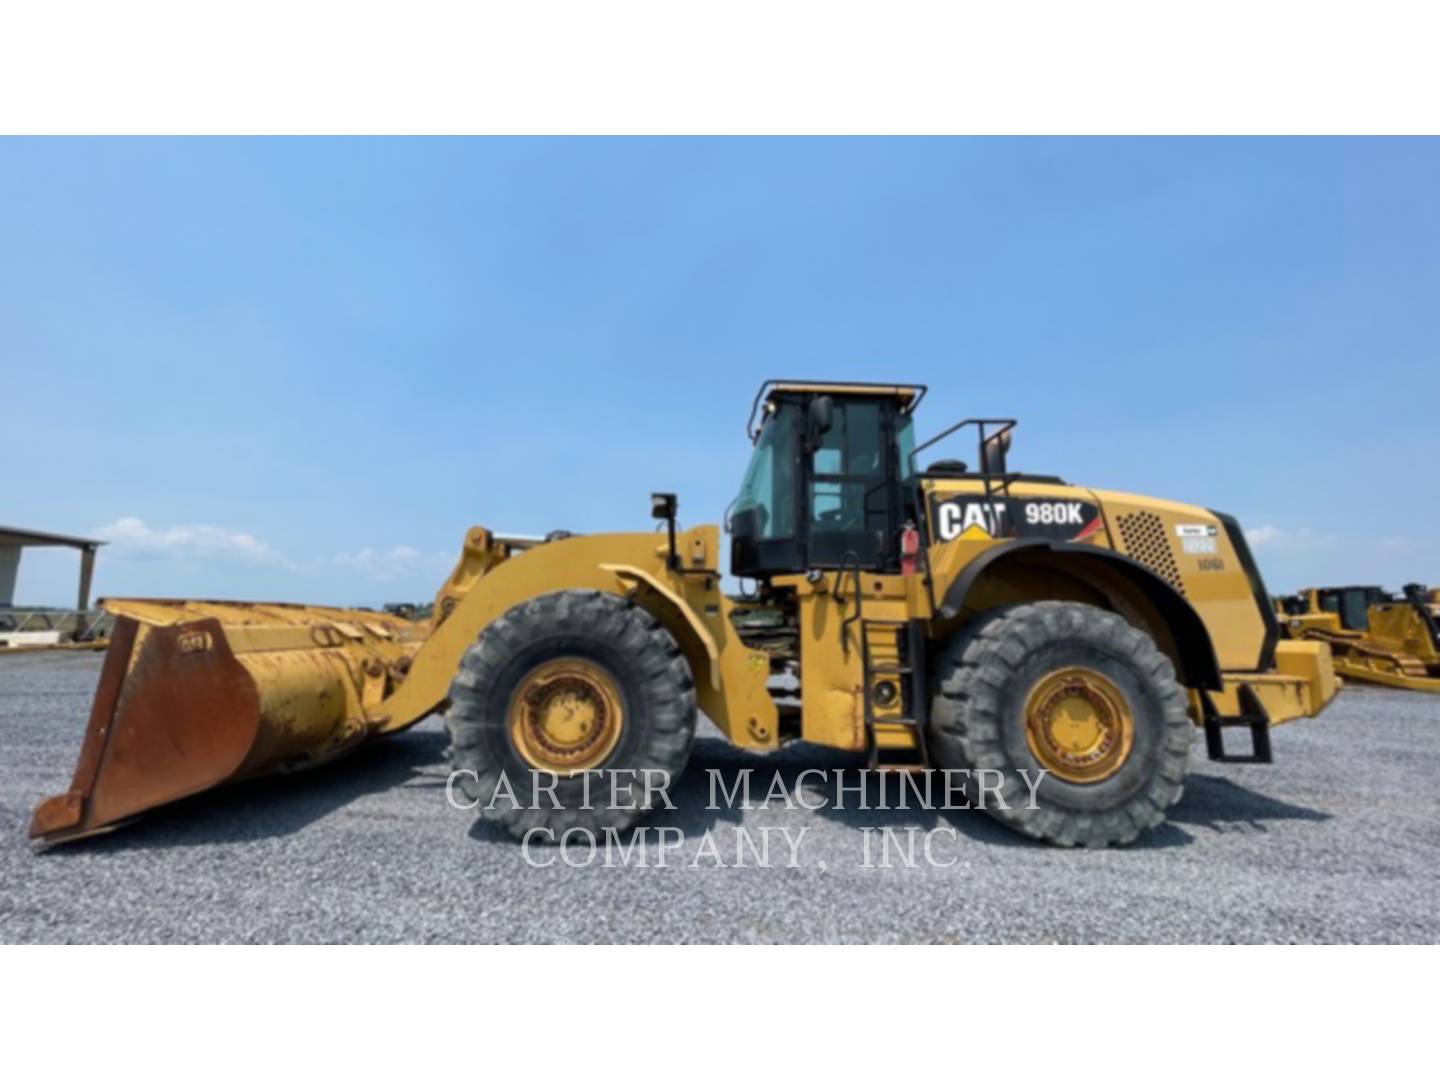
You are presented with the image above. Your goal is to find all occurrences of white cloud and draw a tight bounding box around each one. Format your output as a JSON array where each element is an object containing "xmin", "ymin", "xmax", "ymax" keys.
[
  {"xmin": 1245, "ymin": 524, "xmax": 1283, "ymax": 547},
  {"xmin": 1245, "ymin": 524, "xmax": 1333, "ymax": 551},
  {"xmin": 95, "ymin": 517, "xmax": 294, "ymax": 569},
  {"xmin": 333, "ymin": 545, "xmax": 449, "ymax": 583}
]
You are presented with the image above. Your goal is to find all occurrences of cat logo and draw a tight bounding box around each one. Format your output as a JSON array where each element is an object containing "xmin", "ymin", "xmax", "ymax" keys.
[
  {"xmin": 177, "ymin": 630, "xmax": 212, "ymax": 655},
  {"xmin": 936, "ymin": 501, "xmax": 1009, "ymax": 541}
]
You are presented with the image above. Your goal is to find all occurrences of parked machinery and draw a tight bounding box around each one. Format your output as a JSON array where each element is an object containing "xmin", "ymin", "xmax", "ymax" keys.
[
  {"xmin": 1277, "ymin": 584, "xmax": 1440, "ymax": 692},
  {"xmin": 34, "ymin": 381, "xmax": 1338, "ymax": 849}
]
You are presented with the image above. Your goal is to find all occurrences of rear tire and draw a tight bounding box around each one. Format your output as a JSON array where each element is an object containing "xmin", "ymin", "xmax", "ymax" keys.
[
  {"xmin": 928, "ymin": 601, "xmax": 1193, "ymax": 847},
  {"xmin": 446, "ymin": 589, "xmax": 697, "ymax": 841}
]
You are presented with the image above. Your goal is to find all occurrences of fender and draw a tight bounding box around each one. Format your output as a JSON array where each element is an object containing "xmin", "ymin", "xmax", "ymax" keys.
[
  {"xmin": 599, "ymin": 563, "xmax": 722, "ymax": 690},
  {"xmin": 937, "ymin": 539, "xmax": 1223, "ymax": 690}
]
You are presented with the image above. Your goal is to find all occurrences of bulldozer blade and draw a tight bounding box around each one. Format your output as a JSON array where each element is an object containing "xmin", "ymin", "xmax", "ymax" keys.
[
  {"xmin": 1329, "ymin": 659, "xmax": 1440, "ymax": 693},
  {"xmin": 30, "ymin": 599, "xmax": 426, "ymax": 845}
]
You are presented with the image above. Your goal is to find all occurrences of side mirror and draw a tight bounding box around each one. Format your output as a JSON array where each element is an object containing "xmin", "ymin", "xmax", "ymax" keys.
[{"xmin": 808, "ymin": 395, "xmax": 834, "ymax": 438}]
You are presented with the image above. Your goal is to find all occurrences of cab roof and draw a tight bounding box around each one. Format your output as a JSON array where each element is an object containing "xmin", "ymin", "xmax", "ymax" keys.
[{"xmin": 748, "ymin": 379, "xmax": 926, "ymax": 439}]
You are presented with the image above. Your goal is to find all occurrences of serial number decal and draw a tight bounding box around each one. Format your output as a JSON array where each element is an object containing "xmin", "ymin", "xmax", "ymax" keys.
[
  {"xmin": 930, "ymin": 495, "xmax": 1102, "ymax": 542},
  {"xmin": 1177, "ymin": 522, "xmax": 1219, "ymax": 555}
]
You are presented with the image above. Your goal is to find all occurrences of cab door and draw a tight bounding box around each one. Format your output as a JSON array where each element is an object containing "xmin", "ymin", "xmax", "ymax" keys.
[{"xmin": 804, "ymin": 397, "xmax": 902, "ymax": 570}]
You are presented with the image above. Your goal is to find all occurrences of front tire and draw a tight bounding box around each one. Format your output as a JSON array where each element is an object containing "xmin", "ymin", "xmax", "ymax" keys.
[
  {"xmin": 928, "ymin": 601, "xmax": 1193, "ymax": 847},
  {"xmin": 446, "ymin": 589, "xmax": 697, "ymax": 841}
]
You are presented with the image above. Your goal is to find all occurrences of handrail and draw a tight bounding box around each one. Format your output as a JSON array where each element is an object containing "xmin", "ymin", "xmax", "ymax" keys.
[
  {"xmin": 907, "ymin": 417, "xmax": 1017, "ymax": 473},
  {"xmin": 908, "ymin": 418, "xmax": 1020, "ymax": 539},
  {"xmin": 837, "ymin": 552, "xmax": 864, "ymax": 657}
]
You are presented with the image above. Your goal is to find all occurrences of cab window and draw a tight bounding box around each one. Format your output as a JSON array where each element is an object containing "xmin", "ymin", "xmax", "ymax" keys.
[{"xmin": 731, "ymin": 406, "xmax": 797, "ymax": 541}]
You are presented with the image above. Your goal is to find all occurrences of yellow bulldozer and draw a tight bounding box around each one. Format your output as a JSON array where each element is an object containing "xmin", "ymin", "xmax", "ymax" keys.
[
  {"xmin": 1276, "ymin": 584, "xmax": 1440, "ymax": 692},
  {"xmin": 31, "ymin": 381, "xmax": 1337, "ymax": 849}
]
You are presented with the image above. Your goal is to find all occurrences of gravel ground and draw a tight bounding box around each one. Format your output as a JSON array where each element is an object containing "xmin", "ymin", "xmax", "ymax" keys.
[{"xmin": 3, "ymin": 650, "xmax": 1439, "ymax": 943}]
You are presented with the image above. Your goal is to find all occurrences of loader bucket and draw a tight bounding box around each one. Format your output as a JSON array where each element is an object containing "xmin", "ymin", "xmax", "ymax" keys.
[{"xmin": 30, "ymin": 598, "xmax": 427, "ymax": 845}]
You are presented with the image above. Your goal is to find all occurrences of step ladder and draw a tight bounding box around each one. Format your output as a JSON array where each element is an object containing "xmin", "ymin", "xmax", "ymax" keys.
[
  {"xmin": 860, "ymin": 619, "xmax": 929, "ymax": 770},
  {"xmin": 1200, "ymin": 684, "xmax": 1273, "ymax": 764}
]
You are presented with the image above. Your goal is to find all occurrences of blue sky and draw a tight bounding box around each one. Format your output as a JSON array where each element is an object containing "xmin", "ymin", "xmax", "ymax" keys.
[{"xmin": 3, "ymin": 138, "xmax": 1436, "ymax": 605}]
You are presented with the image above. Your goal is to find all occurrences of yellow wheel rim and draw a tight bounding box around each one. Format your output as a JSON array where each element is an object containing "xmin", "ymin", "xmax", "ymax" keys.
[
  {"xmin": 508, "ymin": 658, "xmax": 624, "ymax": 774},
  {"xmin": 1023, "ymin": 666, "xmax": 1135, "ymax": 784}
]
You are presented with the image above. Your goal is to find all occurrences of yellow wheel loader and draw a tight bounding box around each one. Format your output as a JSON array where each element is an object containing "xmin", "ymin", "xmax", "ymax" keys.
[
  {"xmin": 31, "ymin": 381, "xmax": 1337, "ymax": 849},
  {"xmin": 1276, "ymin": 585, "xmax": 1440, "ymax": 692}
]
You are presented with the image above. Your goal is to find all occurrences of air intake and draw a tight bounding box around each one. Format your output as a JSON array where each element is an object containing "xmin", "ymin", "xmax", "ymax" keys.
[{"xmin": 1116, "ymin": 512, "xmax": 1186, "ymax": 595}]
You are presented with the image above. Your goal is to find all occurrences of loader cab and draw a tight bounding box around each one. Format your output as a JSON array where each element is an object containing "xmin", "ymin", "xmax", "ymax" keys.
[{"xmin": 728, "ymin": 381, "xmax": 923, "ymax": 579}]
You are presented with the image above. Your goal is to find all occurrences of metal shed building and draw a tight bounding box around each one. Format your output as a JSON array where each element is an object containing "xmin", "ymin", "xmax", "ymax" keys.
[{"xmin": 0, "ymin": 526, "xmax": 106, "ymax": 610}]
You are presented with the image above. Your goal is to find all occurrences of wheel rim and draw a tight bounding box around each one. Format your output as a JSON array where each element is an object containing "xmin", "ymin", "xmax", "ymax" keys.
[
  {"xmin": 1023, "ymin": 666, "xmax": 1135, "ymax": 784},
  {"xmin": 508, "ymin": 658, "xmax": 624, "ymax": 774}
]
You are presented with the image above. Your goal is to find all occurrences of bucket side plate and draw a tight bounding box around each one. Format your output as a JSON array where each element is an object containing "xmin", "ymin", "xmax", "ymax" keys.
[{"xmin": 30, "ymin": 616, "xmax": 263, "ymax": 843}]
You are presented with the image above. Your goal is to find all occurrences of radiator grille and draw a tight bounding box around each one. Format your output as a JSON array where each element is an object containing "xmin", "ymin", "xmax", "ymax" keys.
[{"xmin": 1116, "ymin": 512, "xmax": 1186, "ymax": 595}]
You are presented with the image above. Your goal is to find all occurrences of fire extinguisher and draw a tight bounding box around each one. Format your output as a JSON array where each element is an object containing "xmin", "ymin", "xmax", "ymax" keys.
[{"xmin": 900, "ymin": 521, "xmax": 920, "ymax": 576}]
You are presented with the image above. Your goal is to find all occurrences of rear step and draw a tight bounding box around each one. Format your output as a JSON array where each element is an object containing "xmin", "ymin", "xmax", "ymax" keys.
[{"xmin": 1200, "ymin": 684, "xmax": 1274, "ymax": 764}]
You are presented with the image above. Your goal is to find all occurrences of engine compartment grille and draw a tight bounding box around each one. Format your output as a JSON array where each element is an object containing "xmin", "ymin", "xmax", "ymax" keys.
[{"xmin": 1116, "ymin": 512, "xmax": 1186, "ymax": 595}]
